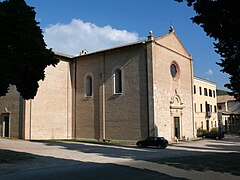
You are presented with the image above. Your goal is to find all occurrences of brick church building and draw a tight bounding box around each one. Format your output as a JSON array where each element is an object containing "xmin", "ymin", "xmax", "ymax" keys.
[{"xmin": 0, "ymin": 29, "xmax": 195, "ymax": 143}]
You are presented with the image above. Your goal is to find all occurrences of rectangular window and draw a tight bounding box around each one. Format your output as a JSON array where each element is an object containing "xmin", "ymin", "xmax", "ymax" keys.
[
  {"xmin": 214, "ymin": 105, "xmax": 217, "ymax": 112},
  {"xmin": 204, "ymin": 88, "xmax": 208, "ymax": 96},
  {"xmin": 205, "ymin": 101, "xmax": 210, "ymax": 112},
  {"xmin": 215, "ymin": 121, "xmax": 217, "ymax": 127},
  {"xmin": 213, "ymin": 90, "xmax": 215, "ymax": 98},
  {"xmin": 206, "ymin": 120, "xmax": 209, "ymax": 131},
  {"xmin": 209, "ymin": 89, "xmax": 212, "ymax": 97},
  {"xmin": 201, "ymin": 122, "xmax": 203, "ymax": 128},
  {"xmin": 199, "ymin": 87, "xmax": 202, "ymax": 95},
  {"xmin": 194, "ymin": 85, "xmax": 196, "ymax": 94},
  {"xmin": 85, "ymin": 75, "xmax": 93, "ymax": 97},
  {"xmin": 194, "ymin": 103, "xmax": 196, "ymax": 112},
  {"xmin": 114, "ymin": 69, "xmax": 122, "ymax": 94},
  {"xmin": 211, "ymin": 121, "xmax": 213, "ymax": 128},
  {"xmin": 200, "ymin": 104, "xmax": 203, "ymax": 112}
]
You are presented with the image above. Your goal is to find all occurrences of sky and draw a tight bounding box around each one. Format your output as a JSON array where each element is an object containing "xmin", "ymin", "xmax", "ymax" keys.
[{"xmin": 25, "ymin": 0, "xmax": 229, "ymax": 90}]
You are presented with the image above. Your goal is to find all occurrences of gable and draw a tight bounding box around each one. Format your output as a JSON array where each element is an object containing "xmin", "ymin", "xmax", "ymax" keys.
[{"xmin": 155, "ymin": 32, "xmax": 191, "ymax": 59}]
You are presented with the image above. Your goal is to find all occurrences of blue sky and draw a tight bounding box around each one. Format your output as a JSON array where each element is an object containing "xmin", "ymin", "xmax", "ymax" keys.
[{"xmin": 25, "ymin": 0, "xmax": 229, "ymax": 90}]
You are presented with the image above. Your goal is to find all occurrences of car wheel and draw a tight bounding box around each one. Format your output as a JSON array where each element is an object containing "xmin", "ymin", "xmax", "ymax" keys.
[{"xmin": 137, "ymin": 143, "xmax": 142, "ymax": 147}]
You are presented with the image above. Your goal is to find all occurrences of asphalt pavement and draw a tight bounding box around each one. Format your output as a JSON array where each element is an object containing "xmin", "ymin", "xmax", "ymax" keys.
[{"xmin": 0, "ymin": 134, "xmax": 239, "ymax": 180}]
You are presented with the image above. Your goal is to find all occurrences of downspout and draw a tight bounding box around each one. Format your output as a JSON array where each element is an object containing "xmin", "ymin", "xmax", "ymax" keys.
[
  {"xmin": 67, "ymin": 61, "xmax": 69, "ymax": 139},
  {"xmin": 74, "ymin": 59, "xmax": 77, "ymax": 138},
  {"xmin": 102, "ymin": 52, "xmax": 106, "ymax": 140},
  {"xmin": 144, "ymin": 44, "xmax": 150, "ymax": 138},
  {"xmin": 29, "ymin": 99, "xmax": 32, "ymax": 140},
  {"xmin": 190, "ymin": 58, "xmax": 195, "ymax": 137}
]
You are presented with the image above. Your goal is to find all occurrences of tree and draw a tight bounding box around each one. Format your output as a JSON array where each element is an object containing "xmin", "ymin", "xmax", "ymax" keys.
[
  {"xmin": 175, "ymin": 0, "xmax": 240, "ymax": 101},
  {"xmin": 0, "ymin": 0, "xmax": 59, "ymax": 100}
]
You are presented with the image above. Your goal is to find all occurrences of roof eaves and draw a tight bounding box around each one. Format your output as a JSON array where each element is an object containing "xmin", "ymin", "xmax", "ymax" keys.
[
  {"xmin": 194, "ymin": 76, "xmax": 217, "ymax": 85},
  {"xmin": 54, "ymin": 51, "xmax": 75, "ymax": 59},
  {"xmin": 74, "ymin": 39, "xmax": 147, "ymax": 58}
]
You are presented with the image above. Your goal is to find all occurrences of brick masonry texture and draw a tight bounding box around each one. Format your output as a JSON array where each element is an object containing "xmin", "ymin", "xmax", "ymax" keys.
[{"xmin": 0, "ymin": 32, "xmax": 199, "ymax": 143}]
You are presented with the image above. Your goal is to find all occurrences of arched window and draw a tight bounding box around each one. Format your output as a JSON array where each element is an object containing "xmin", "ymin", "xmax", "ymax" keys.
[
  {"xmin": 85, "ymin": 75, "xmax": 93, "ymax": 97},
  {"xmin": 114, "ymin": 68, "xmax": 122, "ymax": 94}
]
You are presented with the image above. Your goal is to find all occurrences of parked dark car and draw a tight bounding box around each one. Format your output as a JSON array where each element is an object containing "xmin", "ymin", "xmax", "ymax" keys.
[
  {"xmin": 197, "ymin": 129, "xmax": 225, "ymax": 140},
  {"xmin": 204, "ymin": 131, "xmax": 224, "ymax": 139},
  {"xmin": 136, "ymin": 137, "xmax": 168, "ymax": 149}
]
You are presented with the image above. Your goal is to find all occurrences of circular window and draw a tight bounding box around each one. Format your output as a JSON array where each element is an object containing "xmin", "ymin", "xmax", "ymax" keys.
[{"xmin": 170, "ymin": 63, "xmax": 178, "ymax": 78}]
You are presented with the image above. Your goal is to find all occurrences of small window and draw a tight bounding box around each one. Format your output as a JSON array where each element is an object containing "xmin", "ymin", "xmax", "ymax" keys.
[
  {"xmin": 85, "ymin": 75, "xmax": 93, "ymax": 97},
  {"xmin": 214, "ymin": 105, "xmax": 217, "ymax": 112},
  {"xmin": 194, "ymin": 103, "xmax": 196, "ymax": 112},
  {"xmin": 200, "ymin": 104, "xmax": 203, "ymax": 112},
  {"xmin": 209, "ymin": 89, "xmax": 212, "ymax": 97},
  {"xmin": 194, "ymin": 85, "xmax": 196, "ymax": 94},
  {"xmin": 199, "ymin": 87, "xmax": 202, "ymax": 95},
  {"xmin": 114, "ymin": 68, "xmax": 122, "ymax": 94},
  {"xmin": 213, "ymin": 90, "xmax": 215, "ymax": 98},
  {"xmin": 204, "ymin": 88, "xmax": 208, "ymax": 96},
  {"xmin": 170, "ymin": 64, "xmax": 177, "ymax": 78}
]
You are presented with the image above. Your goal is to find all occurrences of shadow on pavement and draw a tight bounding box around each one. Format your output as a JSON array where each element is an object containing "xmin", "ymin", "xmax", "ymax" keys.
[
  {"xmin": 151, "ymin": 152, "xmax": 240, "ymax": 176},
  {"xmin": 33, "ymin": 135, "xmax": 240, "ymax": 177},
  {"xmin": 0, "ymin": 149, "xmax": 185, "ymax": 180}
]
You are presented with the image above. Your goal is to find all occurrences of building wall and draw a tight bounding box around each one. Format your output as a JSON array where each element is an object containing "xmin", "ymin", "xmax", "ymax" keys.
[
  {"xmin": 75, "ymin": 54, "xmax": 102, "ymax": 140},
  {"xmin": 24, "ymin": 58, "xmax": 73, "ymax": 140},
  {"xmin": 228, "ymin": 101, "xmax": 240, "ymax": 113},
  {"xmin": 217, "ymin": 95, "xmax": 240, "ymax": 133},
  {"xmin": 151, "ymin": 32, "xmax": 194, "ymax": 142},
  {"xmin": 194, "ymin": 77, "xmax": 218, "ymax": 132},
  {"xmin": 75, "ymin": 45, "xmax": 149, "ymax": 141},
  {"xmin": 0, "ymin": 86, "xmax": 23, "ymax": 138}
]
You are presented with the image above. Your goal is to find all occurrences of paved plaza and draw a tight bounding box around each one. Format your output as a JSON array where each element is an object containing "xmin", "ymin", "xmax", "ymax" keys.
[{"xmin": 0, "ymin": 134, "xmax": 239, "ymax": 179}]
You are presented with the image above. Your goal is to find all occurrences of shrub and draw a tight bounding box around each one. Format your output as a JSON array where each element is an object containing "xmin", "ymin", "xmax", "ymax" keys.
[{"xmin": 197, "ymin": 128, "xmax": 208, "ymax": 137}]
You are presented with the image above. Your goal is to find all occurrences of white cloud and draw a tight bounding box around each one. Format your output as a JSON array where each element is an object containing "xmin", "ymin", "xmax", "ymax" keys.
[
  {"xmin": 205, "ymin": 69, "xmax": 213, "ymax": 76},
  {"xmin": 43, "ymin": 19, "xmax": 140, "ymax": 55}
]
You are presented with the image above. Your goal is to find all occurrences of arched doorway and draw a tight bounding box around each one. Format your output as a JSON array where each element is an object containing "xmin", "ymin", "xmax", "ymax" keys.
[{"xmin": 170, "ymin": 94, "xmax": 185, "ymax": 140}]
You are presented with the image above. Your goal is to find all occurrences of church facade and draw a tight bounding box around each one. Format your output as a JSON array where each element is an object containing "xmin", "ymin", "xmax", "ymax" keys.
[{"xmin": 0, "ymin": 30, "xmax": 195, "ymax": 143}]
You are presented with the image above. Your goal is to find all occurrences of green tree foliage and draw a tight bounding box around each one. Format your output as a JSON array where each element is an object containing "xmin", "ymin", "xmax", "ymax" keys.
[
  {"xmin": 176, "ymin": 0, "xmax": 240, "ymax": 101},
  {"xmin": 0, "ymin": 0, "xmax": 59, "ymax": 99}
]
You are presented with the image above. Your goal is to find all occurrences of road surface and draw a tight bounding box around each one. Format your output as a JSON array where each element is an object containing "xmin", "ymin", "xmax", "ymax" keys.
[{"xmin": 0, "ymin": 134, "xmax": 239, "ymax": 179}]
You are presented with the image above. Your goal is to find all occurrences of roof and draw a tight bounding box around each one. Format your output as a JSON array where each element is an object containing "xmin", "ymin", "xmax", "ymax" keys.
[
  {"xmin": 74, "ymin": 30, "xmax": 191, "ymax": 59},
  {"xmin": 54, "ymin": 51, "xmax": 75, "ymax": 59},
  {"xmin": 194, "ymin": 76, "xmax": 217, "ymax": 85},
  {"xmin": 220, "ymin": 111, "xmax": 240, "ymax": 115},
  {"xmin": 74, "ymin": 39, "xmax": 147, "ymax": 58},
  {"xmin": 217, "ymin": 95, "xmax": 236, "ymax": 103},
  {"xmin": 217, "ymin": 89, "xmax": 230, "ymax": 96},
  {"xmin": 53, "ymin": 30, "xmax": 192, "ymax": 62}
]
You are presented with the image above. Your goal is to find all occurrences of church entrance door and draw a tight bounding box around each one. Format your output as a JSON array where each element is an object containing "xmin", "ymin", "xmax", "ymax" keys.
[{"xmin": 174, "ymin": 117, "xmax": 180, "ymax": 139}]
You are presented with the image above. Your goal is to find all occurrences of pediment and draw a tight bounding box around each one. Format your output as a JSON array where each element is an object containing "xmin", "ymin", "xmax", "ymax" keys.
[{"xmin": 155, "ymin": 32, "xmax": 191, "ymax": 59}]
